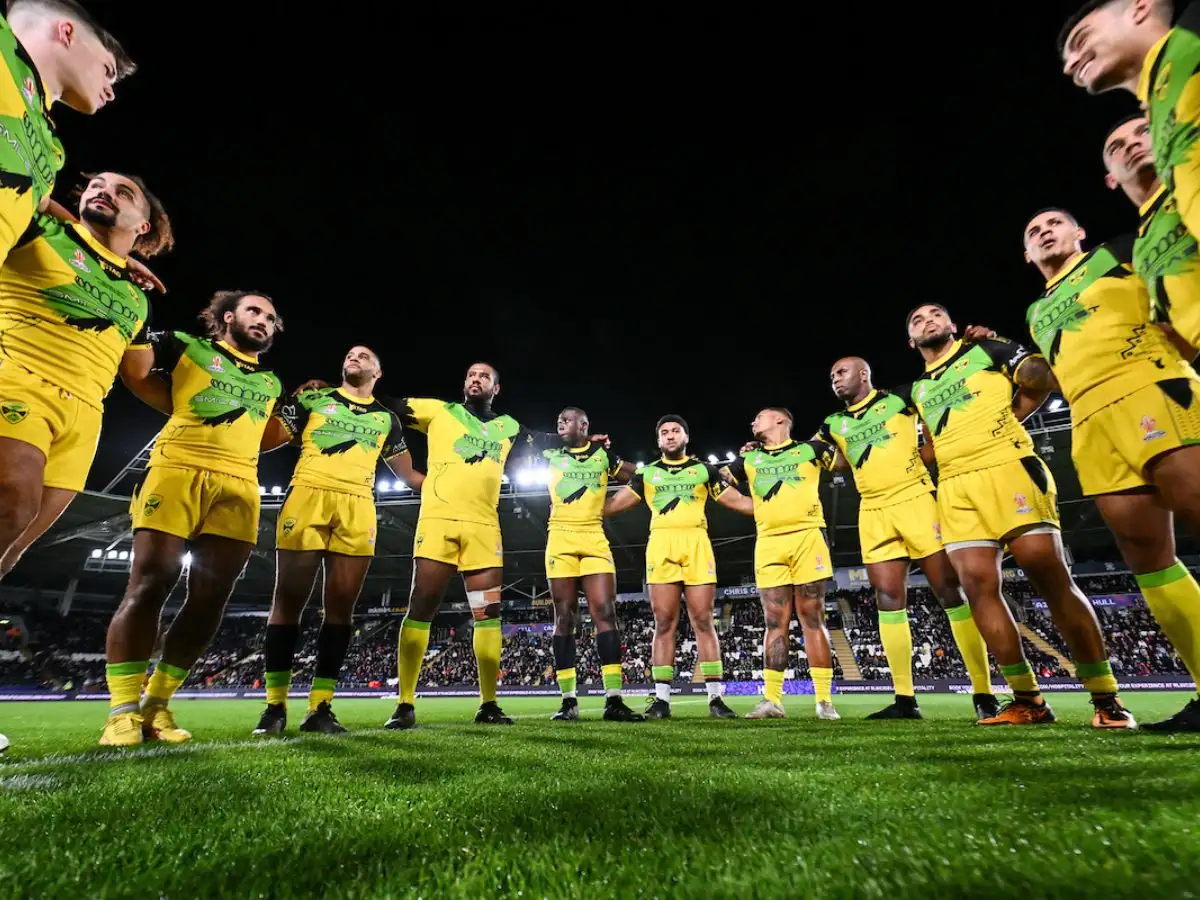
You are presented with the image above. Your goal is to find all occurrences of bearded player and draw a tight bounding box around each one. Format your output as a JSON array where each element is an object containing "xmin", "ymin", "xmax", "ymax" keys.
[
  {"xmin": 251, "ymin": 346, "xmax": 425, "ymax": 736},
  {"xmin": 100, "ymin": 291, "xmax": 284, "ymax": 746}
]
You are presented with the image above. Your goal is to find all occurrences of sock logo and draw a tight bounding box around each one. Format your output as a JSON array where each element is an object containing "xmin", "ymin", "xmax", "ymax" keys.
[
  {"xmin": 0, "ymin": 400, "xmax": 28, "ymax": 425},
  {"xmin": 281, "ymin": 517, "xmax": 296, "ymax": 536},
  {"xmin": 143, "ymin": 494, "xmax": 162, "ymax": 516}
]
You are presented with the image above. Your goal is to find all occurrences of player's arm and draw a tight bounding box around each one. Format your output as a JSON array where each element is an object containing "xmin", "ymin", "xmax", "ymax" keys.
[
  {"xmin": 387, "ymin": 397, "xmax": 441, "ymax": 435},
  {"xmin": 603, "ymin": 467, "xmax": 645, "ymax": 516},
  {"xmin": 917, "ymin": 421, "xmax": 936, "ymax": 466},
  {"xmin": 382, "ymin": 413, "xmax": 425, "ymax": 491},
  {"xmin": 816, "ymin": 423, "xmax": 850, "ymax": 471},
  {"xmin": 262, "ymin": 393, "xmax": 305, "ymax": 452},
  {"xmin": 1158, "ymin": 321, "xmax": 1200, "ymax": 362},
  {"xmin": 713, "ymin": 460, "xmax": 754, "ymax": 516},
  {"xmin": 119, "ymin": 328, "xmax": 181, "ymax": 415},
  {"xmin": 604, "ymin": 448, "xmax": 637, "ymax": 484}
]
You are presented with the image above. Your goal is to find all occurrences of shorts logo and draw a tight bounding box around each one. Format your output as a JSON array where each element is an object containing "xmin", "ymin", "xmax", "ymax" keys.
[
  {"xmin": 815, "ymin": 554, "xmax": 826, "ymax": 572},
  {"xmin": 281, "ymin": 517, "xmax": 296, "ymax": 536},
  {"xmin": 708, "ymin": 562, "xmax": 715, "ymax": 574},
  {"xmin": 495, "ymin": 540, "xmax": 502, "ymax": 557},
  {"xmin": 368, "ymin": 527, "xmax": 376, "ymax": 546},
  {"xmin": 1014, "ymin": 492, "xmax": 1032, "ymax": 514},
  {"xmin": 933, "ymin": 522, "xmax": 942, "ymax": 542},
  {"xmin": 68, "ymin": 249, "xmax": 89, "ymax": 273},
  {"xmin": 1141, "ymin": 416, "xmax": 1165, "ymax": 442},
  {"xmin": 415, "ymin": 534, "xmax": 424, "ymax": 547},
  {"xmin": 548, "ymin": 557, "xmax": 555, "ymax": 570},
  {"xmin": 143, "ymin": 494, "xmax": 162, "ymax": 516},
  {"xmin": 0, "ymin": 401, "xmax": 28, "ymax": 425}
]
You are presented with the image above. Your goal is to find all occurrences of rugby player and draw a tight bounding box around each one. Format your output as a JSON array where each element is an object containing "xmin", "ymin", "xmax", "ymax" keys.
[
  {"xmin": 385, "ymin": 362, "xmax": 605, "ymax": 729},
  {"xmin": 719, "ymin": 408, "xmax": 841, "ymax": 721},
  {"xmin": 901, "ymin": 304, "xmax": 1134, "ymax": 727},
  {"xmin": 602, "ymin": 415, "xmax": 740, "ymax": 720},
  {"xmin": 0, "ymin": 171, "xmax": 172, "ymax": 580},
  {"xmin": 539, "ymin": 407, "xmax": 643, "ymax": 722},
  {"xmin": 251, "ymin": 346, "xmax": 425, "ymax": 736},
  {"xmin": 992, "ymin": 207, "xmax": 1200, "ymax": 732},
  {"xmin": 822, "ymin": 359, "xmax": 997, "ymax": 721},
  {"xmin": 1059, "ymin": 0, "xmax": 1200, "ymax": 349},
  {"xmin": 100, "ymin": 290, "xmax": 284, "ymax": 746}
]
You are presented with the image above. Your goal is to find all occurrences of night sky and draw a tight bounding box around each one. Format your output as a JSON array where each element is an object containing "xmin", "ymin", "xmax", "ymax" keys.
[{"xmin": 68, "ymin": 2, "xmax": 1139, "ymax": 489}]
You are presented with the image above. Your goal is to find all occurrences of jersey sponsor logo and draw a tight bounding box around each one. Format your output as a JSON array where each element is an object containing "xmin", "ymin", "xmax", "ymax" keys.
[
  {"xmin": 544, "ymin": 448, "xmax": 607, "ymax": 505},
  {"xmin": 68, "ymin": 249, "xmax": 89, "ymax": 273},
  {"xmin": 0, "ymin": 400, "xmax": 28, "ymax": 424},
  {"xmin": 142, "ymin": 494, "xmax": 162, "ymax": 516},
  {"xmin": 1014, "ymin": 492, "xmax": 1031, "ymax": 514},
  {"xmin": 453, "ymin": 433, "xmax": 504, "ymax": 465},
  {"xmin": 1141, "ymin": 415, "xmax": 1166, "ymax": 441}
]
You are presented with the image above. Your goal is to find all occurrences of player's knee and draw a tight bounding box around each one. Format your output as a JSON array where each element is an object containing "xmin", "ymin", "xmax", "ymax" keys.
[
  {"xmin": 589, "ymin": 596, "xmax": 616, "ymax": 626},
  {"xmin": 653, "ymin": 616, "xmax": 677, "ymax": 638},
  {"xmin": 553, "ymin": 604, "xmax": 577, "ymax": 636},
  {"xmin": 0, "ymin": 480, "xmax": 38, "ymax": 541},
  {"xmin": 873, "ymin": 588, "xmax": 905, "ymax": 612},
  {"xmin": 691, "ymin": 612, "xmax": 715, "ymax": 635}
]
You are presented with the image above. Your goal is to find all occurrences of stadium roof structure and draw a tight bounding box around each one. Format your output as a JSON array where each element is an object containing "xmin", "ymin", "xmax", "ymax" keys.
[{"xmin": 2, "ymin": 407, "xmax": 1180, "ymax": 609}]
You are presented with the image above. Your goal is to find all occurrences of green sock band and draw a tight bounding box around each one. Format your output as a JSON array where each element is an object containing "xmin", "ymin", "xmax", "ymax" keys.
[
  {"xmin": 944, "ymin": 603, "xmax": 973, "ymax": 622},
  {"xmin": 475, "ymin": 618, "xmax": 502, "ymax": 630},
  {"xmin": 1136, "ymin": 561, "xmax": 1189, "ymax": 590},
  {"xmin": 878, "ymin": 609, "xmax": 908, "ymax": 625},
  {"xmin": 106, "ymin": 661, "xmax": 148, "ymax": 678},
  {"xmin": 699, "ymin": 661, "xmax": 722, "ymax": 679},
  {"xmin": 264, "ymin": 671, "xmax": 292, "ymax": 688},
  {"xmin": 401, "ymin": 617, "xmax": 432, "ymax": 631},
  {"xmin": 156, "ymin": 662, "xmax": 189, "ymax": 680},
  {"xmin": 311, "ymin": 677, "xmax": 336, "ymax": 693},
  {"xmin": 1075, "ymin": 660, "xmax": 1114, "ymax": 679},
  {"xmin": 652, "ymin": 665, "xmax": 674, "ymax": 682},
  {"xmin": 602, "ymin": 664, "xmax": 623, "ymax": 692},
  {"xmin": 1000, "ymin": 661, "xmax": 1033, "ymax": 677}
]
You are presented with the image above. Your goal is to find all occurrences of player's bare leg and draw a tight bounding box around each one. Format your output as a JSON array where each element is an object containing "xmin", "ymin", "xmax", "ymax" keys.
[
  {"xmin": 387, "ymin": 558, "xmax": 455, "ymax": 729},
  {"xmin": 745, "ymin": 586, "xmax": 793, "ymax": 719},
  {"xmin": 549, "ymin": 574, "xmax": 582, "ymax": 720},
  {"xmin": 298, "ymin": 553, "xmax": 372, "ymax": 734},
  {"xmin": 253, "ymin": 549, "xmax": 323, "ymax": 736},
  {"xmin": 686, "ymin": 583, "xmax": 735, "ymax": 718},
  {"xmin": 0, "ymin": 439, "xmax": 47, "ymax": 576},
  {"xmin": 647, "ymin": 583, "xmax": 683, "ymax": 718},
  {"xmin": 796, "ymin": 581, "xmax": 838, "ymax": 720},
  {"xmin": 948, "ymin": 545, "xmax": 1057, "ymax": 726},
  {"xmin": 100, "ymin": 529, "xmax": 186, "ymax": 746},
  {"xmin": 581, "ymin": 572, "xmax": 644, "ymax": 721},
  {"xmin": 1096, "ymin": 484, "xmax": 1200, "ymax": 732},
  {"xmin": 462, "ymin": 566, "xmax": 509, "ymax": 724},
  {"xmin": 141, "ymin": 534, "xmax": 255, "ymax": 742},
  {"xmin": 864, "ymin": 559, "xmax": 922, "ymax": 720},
  {"xmin": 0, "ymin": 485, "xmax": 74, "ymax": 579},
  {"xmin": 917, "ymin": 550, "xmax": 998, "ymax": 719}
]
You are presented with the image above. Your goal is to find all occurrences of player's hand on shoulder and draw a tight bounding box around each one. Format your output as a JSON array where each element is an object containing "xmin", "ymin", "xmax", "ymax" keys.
[
  {"xmin": 589, "ymin": 433, "xmax": 612, "ymax": 448},
  {"xmin": 296, "ymin": 378, "xmax": 330, "ymax": 393},
  {"xmin": 740, "ymin": 440, "xmax": 759, "ymax": 454},
  {"xmin": 962, "ymin": 324, "xmax": 997, "ymax": 344},
  {"xmin": 127, "ymin": 258, "xmax": 167, "ymax": 293}
]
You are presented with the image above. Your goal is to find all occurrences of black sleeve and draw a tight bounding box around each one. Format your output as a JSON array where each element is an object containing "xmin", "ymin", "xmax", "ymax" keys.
[
  {"xmin": 518, "ymin": 426, "xmax": 558, "ymax": 455},
  {"xmin": 978, "ymin": 337, "xmax": 1039, "ymax": 379},
  {"xmin": 724, "ymin": 457, "xmax": 747, "ymax": 484},
  {"xmin": 704, "ymin": 462, "xmax": 729, "ymax": 498},
  {"xmin": 817, "ymin": 420, "xmax": 834, "ymax": 442},
  {"xmin": 1105, "ymin": 233, "xmax": 1136, "ymax": 266},
  {"xmin": 382, "ymin": 410, "xmax": 408, "ymax": 458},
  {"xmin": 147, "ymin": 330, "xmax": 186, "ymax": 376},
  {"xmin": 804, "ymin": 438, "xmax": 837, "ymax": 471},
  {"xmin": 628, "ymin": 468, "xmax": 646, "ymax": 498},
  {"xmin": 130, "ymin": 300, "xmax": 152, "ymax": 347},
  {"xmin": 275, "ymin": 391, "xmax": 310, "ymax": 440},
  {"xmin": 605, "ymin": 447, "xmax": 625, "ymax": 477},
  {"xmin": 888, "ymin": 383, "xmax": 917, "ymax": 413}
]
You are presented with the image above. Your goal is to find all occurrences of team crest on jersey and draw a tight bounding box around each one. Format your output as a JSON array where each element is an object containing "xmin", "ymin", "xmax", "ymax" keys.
[
  {"xmin": 68, "ymin": 249, "xmax": 89, "ymax": 273},
  {"xmin": 1141, "ymin": 416, "xmax": 1165, "ymax": 441},
  {"xmin": 1014, "ymin": 492, "xmax": 1031, "ymax": 514},
  {"xmin": 143, "ymin": 494, "xmax": 162, "ymax": 516},
  {"xmin": 872, "ymin": 402, "xmax": 889, "ymax": 416},
  {"xmin": 1154, "ymin": 61, "xmax": 1172, "ymax": 102},
  {"xmin": 1068, "ymin": 266, "xmax": 1087, "ymax": 286},
  {"xmin": 952, "ymin": 357, "xmax": 971, "ymax": 372},
  {"xmin": 281, "ymin": 518, "xmax": 296, "ymax": 536},
  {"xmin": 0, "ymin": 401, "xmax": 28, "ymax": 424},
  {"xmin": 20, "ymin": 77, "xmax": 34, "ymax": 103}
]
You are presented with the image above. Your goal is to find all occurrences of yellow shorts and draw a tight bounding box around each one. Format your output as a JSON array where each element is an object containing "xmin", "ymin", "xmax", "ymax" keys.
[
  {"xmin": 131, "ymin": 466, "xmax": 261, "ymax": 543},
  {"xmin": 859, "ymin": 492, "xmax": 943, "ymax": 565},
  {"xmin": 754, "ymin": 528, "xmax": 832, "ymax": 588},
  {"xmin": 545, "ymin": 528, "xmax": 615, "ymax": 579},
  {"xmin": 0, "ymin": 360, "xmax": 101, "ymax": 492},
  {"xmin": 937, "ymin": 457, "xmax": 1059, "ymax": 548},
  {"xmin": 276, "ymin": 484, "xmax": 378, "ymax": 556},
  {"xmin": 646, "ymin": 528, "xmax": 716, "ymax": 585},
  {"xmin": 414, "ymin": 517, "xmax": 503, "ymax": 572},
  {"xmin": 0, "ymin": 184, "xmax": 35, "ymax": 265},
  {"xmin": 1072, "ymin": 376, "xmax": 1200, "ymax": 496}
]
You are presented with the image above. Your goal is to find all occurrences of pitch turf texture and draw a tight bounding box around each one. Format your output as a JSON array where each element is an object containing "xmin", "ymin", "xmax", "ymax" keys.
[{"xmin": 2, "ymin": 694, "xmax": 1198, "ymax": 900}]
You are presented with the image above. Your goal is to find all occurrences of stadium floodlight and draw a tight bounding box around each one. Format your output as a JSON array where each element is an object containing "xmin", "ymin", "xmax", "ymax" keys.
[
  {"xmin": 90, "ymin": 549, "xmax": 102, "ymax": 559},
  {"xmin": 394, "ymin": 479, "xmax": 408, "ymax": 491},
  {"xmin": 635, "ymin": 461, "xmax": 644, "ymax": 470},
  {"xmin": 106, "ymin": 550, "xmax": 117, "ymax": 559},
  {"xmin": 1047, "ymin": 398, "xmax": 1065, "ymax": 412},
  {"xmin": 378, "ymin": 481, "xmax": 391, "ymax": 493},
  {"xmin": 501, "ymin": 474, "xmax": 510, "ymax": 484},
  {"xmin": 725, "ymin": 451, "xmax": 735, "ymax": 461},
  {"xmin": 118, "ymin": 550, "xmax": 129, "ymax": 561},
  {"xmin": 182, "ymin": 552, "xmax": 193, "ymax": 567},
  {"xmin": 258, "ymin": 485, "xmax": 266, "ymax": 495},
  {"xmin": 270, "ymin": 485, "xmax": 282, "ymax": 495},
  {"xmin": 707, "ymin": 454, "xmax": 719, "ymax": 464}
]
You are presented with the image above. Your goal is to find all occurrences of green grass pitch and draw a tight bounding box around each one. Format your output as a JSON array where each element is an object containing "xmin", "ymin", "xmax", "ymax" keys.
[{"xmin": 1, "ymin": 692, "xmax": 1198, "ymax": 899}]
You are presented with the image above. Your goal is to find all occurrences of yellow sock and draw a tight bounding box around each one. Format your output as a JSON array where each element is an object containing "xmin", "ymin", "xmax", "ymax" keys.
[
  {"xmin": 811, "ymin": 666, "xmax": 833, "ymax": 704},
  {"xmin": 1077, "ymin": 660, "xmax": 1118, "ymax": 697},
  {"xmin": 878, "ymin": 610, "xmax": 915, "ymax": 697},
  {"xmin": 946, "ymin": 602, "xmax": 993, "ymax": 694},
  {"xmin": 308, "ymin": 677, "xmax": 336, "ymax": 712},
  {"xmin": 764, "ymin": 668, "xmax": 784, "ymax": 705},
  {"xmin": 264, "ymin": 671, "xmax": 290, "ymax": 707},
  {"xmin": 1138, "ymin": 561, "xmax": 1200, "ymax": 693},
  {"xmin": 105, "ymin": 661, "xmax": 147, "ymax": 714},
  {"xmin": 143, "ymin": 662, "xmax": 188, "ymax": 707},
  {"xmin": 397, "ymin": 617, "xmax": 431, "ymax": 705},
  {"xmin": 474, "ymin": 619, "xmax": 502, "ymax": 703},
  {"xmin": 1000, "ymin": 660, "xmax": 1040, "ymax": 696}
]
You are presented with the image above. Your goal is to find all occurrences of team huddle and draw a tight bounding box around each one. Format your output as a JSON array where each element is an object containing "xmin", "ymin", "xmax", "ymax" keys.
[{"xmin": 1, "ymin": 0, "xmax": 1200, "ymax": 748}]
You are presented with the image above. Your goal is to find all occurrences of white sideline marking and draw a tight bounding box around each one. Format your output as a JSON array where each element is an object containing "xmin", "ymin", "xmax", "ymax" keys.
[
  {"xmin": 0, "ymin": 774, "xmax": 61, "ymax": 791},
  {"xmin": 0, "ymin": 699, "xmax": 714, "ymax": 773}
]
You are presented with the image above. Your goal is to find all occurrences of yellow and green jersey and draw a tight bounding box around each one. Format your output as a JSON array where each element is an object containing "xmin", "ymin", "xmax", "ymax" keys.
[
  {"xmin": 399, "ymin": 398, "xmax": 549, "ymax": 527},
  {"xmin": 1135, "ymin": 184, "xmax": 1200, "ymax": 346},
  {"xmin": 543, "ymin": 442, "xmax": 624, "ymax": 531},
  {"xmin": 820, "ymin": 389, "xmax": 931, "ymax": 508},
  {"xmin": 0, "ymin": 17, "xmax": 63, "ymax": 213},
  {"xmin": 628, "ymin": 456, "xmax": 727, "ymax": 531},
  {"xmin": 278, "ymin": 387, "xmax": 407, "ymax": 498},
  {"xmin": 147, "ymin": 331, "xmax": 282, "ymax": 480},
  {"xmin": 897, "ymin": 338, "xmax": 1040, "ymax": 480},
  {"xmin": 0, "ymin": 214, "xmax": 149, "ymax": 409},
  {"xmin": 1029, "ymin": 239, "xmax": 1188, "ymax": 423},
  {"xmin": 723, "ymin": 439, "xmax": 832, "ymax": 536}
]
